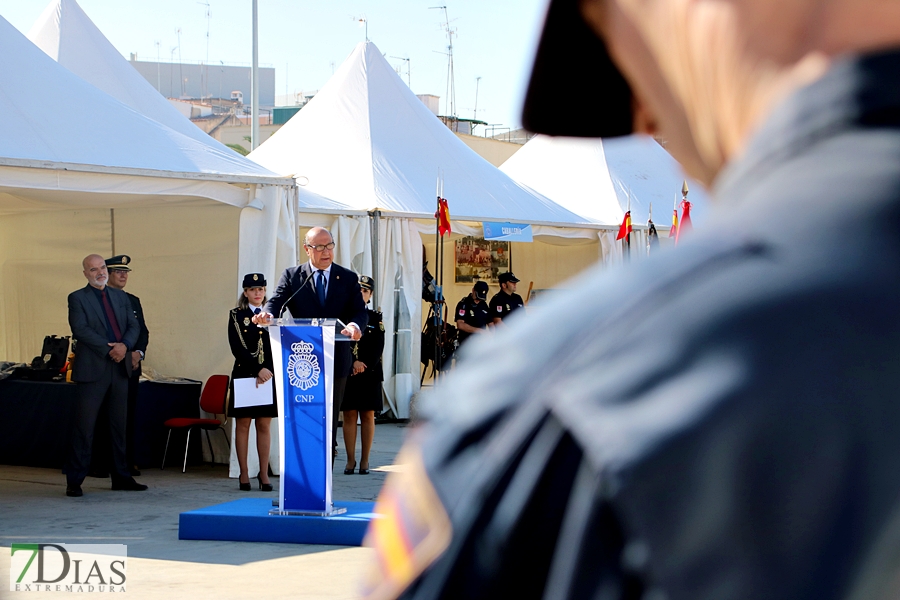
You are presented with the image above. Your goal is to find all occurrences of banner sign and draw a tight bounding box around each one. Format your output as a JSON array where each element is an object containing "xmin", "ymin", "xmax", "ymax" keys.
[
  {"xmin": 270, "ymin": 321, "xmax": 335, "ymax": 514},
  {"xmin": 482, "ymin": 221, "xmax": 533, "ymax": 242}
]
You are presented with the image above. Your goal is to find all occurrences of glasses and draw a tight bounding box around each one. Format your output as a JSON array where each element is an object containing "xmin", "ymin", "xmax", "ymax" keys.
[{"xmin": 306, "ymin": 242, "xmax": 335, "ymax": 252}]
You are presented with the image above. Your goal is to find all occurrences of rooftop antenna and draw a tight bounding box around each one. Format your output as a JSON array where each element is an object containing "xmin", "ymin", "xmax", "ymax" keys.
[
  {"xmin": 169, "ymin": 45, "xmax": 178, "ymax": 97},
  {"xmin": 390, "ymin": 56, "xmax": 411, "ymax": 88},
  {"xmin": 198, "ymin": 1, "xmax": 211, "ymax": 99},
  {"xmin": 430, "ymin": 6, "xmax": 457, "ymax": 118},
  {"xmin": 357, "ymin": 16, "xmax": 368, "ymax": 41}
]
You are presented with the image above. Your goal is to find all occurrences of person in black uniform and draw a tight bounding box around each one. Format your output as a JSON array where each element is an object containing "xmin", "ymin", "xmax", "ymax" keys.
[
  {"xmin": 362, "ymin": 1, "xmax": 900, "ymax": 599},
  {"xmin": 488, "ymin": 272, "xmax": 524, "ymax": 325},
  {"xmin": 228, "ymin": 273, "xmax": 276, "ymax": 492},
  {"xmin": 454, "ymin": 280, "xmax": 490, "ymax": 346},
  {"xmin": 341, "ymin": 275, "xmax": 384, "ymax": 475},
  {"xmin": 105, "ymin": 255, "xmax": 148, "ymax": 476}
]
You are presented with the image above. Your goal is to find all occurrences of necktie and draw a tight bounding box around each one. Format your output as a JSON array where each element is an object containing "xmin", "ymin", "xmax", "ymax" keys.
[
  {"xmin": 100, "ymin": 289, "xmax": 123, "ymax": 342},
  {"xmin": 253, "ymin": 307, "xmax": 261, "ymax": 315},
  {"xmin": 316, "ymin": 270, "xmax": 327, "ymax": 305}
]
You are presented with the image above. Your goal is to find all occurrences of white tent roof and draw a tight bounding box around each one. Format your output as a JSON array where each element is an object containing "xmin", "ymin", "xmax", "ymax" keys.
[
  {"xmin": 249, "ymin": 41, "xmax": 589, "ymax": 227},
  {"xmin": 24, "ymin": 0, "xmax": 276, "ymax": 178},
  {"xmin": 500, "ymin": 135, "xmax": 710, "ymax": 227}
]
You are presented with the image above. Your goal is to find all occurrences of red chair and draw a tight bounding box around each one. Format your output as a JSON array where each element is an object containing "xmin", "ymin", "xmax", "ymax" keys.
[{"xmin": 161, "ymin": 375, "xmax": 230, "ymax": 472}]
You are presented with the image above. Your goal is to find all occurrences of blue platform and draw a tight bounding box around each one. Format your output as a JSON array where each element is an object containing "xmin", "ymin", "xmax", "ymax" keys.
[{"xmin": 179, "ymin": 499, "xmax": 377, "ymax": 546}]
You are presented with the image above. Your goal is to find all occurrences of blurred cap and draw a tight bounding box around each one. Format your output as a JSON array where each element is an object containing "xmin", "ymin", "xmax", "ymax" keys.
[
  {"xmin": 522, "ymin": 0, "xmax": 633, "ymax": 137},
  {"xmin": 105, "ymin": 255, "xmax": 132, "ymax": 271},
  {"xmin": 242, "ymin": 273, "xmax": 267, "ymax": 288},
  {"xmin": 473, "ymin": 280, "xmax": 489, "ymax": 300},
  {"xmin": 499, "ymin": 272, "xmax": 520, "ymax": 284},
  {"xmin": 359, "ymin": 275, "xmax": 375, "ymax": 291}
]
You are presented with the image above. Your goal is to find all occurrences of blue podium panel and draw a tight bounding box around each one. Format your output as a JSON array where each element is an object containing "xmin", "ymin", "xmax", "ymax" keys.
[{"xmin": 270, "ymin": 321, "xmax": 335, "ymax": 515}]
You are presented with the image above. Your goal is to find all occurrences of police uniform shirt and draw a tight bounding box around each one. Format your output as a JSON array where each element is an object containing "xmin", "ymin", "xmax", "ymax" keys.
[
  {"xmin": 364, "ymin": 50, "xmax": 900, "ymax": 600},
  {"xmin": 454, "ymin": 295, "xmax": 490, "ymax": 343},
  {"xmin": 488, "ymin": 290, "xmax": 524, "ymax": 321}
]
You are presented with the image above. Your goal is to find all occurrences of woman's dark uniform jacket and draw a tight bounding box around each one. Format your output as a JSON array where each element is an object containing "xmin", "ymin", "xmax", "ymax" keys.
[
  {"xmin": 227, "ymin": 306, "xmax": 277, "ymax": 418},
  {"xmin": 342, "ymin": 308, "xmax": 385, "ymax": 412}
]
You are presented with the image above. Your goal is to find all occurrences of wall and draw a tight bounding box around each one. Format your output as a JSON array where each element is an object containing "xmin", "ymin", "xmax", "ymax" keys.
[{"xmin": 454, "ymin": 133, "xmax": 522, "ymax": 167}]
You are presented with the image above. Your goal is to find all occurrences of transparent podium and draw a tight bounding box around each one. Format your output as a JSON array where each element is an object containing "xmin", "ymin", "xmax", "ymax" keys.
[{"xmin": 267, "ymin": 318, "xmax": 350, "ymax": 516}]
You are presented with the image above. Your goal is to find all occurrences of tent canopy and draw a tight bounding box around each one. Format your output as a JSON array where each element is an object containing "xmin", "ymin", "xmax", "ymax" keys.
[
  {"xmin": 500, "ymin": 134, "xmax": 711, "ymax": 227},
  {"xmin": 27, "ymin": 0, "xmax": 267, "ymax": 160},
  {"xmin": 0, "ymin": 11, "xmax": 290, "ymax": 216},
  {"xmin": 250, "ymin": 41, "xmax": 589, "ymax": 227}
]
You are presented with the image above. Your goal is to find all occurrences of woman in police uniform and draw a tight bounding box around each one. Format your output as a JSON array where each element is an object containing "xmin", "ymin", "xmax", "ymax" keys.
[
  {"xmin": 341, "ymin": 275, "xmax": 384, "ymax": 475},
  {"xmin": 227, "ymin": 273, "xmax": 276, "ymax": 491}
]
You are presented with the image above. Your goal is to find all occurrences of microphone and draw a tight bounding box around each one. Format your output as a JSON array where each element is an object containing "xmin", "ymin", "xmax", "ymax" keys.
[{"xmin": 275, "ymin": 269, "xmax": 317, "ymax": 319}]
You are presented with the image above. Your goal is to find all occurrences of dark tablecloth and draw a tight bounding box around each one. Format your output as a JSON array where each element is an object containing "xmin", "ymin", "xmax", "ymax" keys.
[{"xmin": 0, "ymin": 379, "xmax": 203, "ymax": 469}]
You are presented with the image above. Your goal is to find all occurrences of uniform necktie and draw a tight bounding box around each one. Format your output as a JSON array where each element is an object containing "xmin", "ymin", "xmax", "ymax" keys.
[
  {"xmin": 316, "ymin": 270, "xmax": 326, "ymax": 305},
  {"xmin": 100, "ymin": 288, "xmax": 122, "ymax": 342},
  {"xmin": 253, "ymin": 307, "xmax": 261, "ymax": 315}
]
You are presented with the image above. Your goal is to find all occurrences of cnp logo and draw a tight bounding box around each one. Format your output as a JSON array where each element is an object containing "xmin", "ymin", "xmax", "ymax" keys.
[{"xmin": 10, "ymin": 543, "xmax": 127, "ymax": 593}]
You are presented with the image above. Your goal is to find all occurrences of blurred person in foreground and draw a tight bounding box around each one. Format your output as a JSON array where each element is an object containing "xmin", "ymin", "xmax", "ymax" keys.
[{"xmin": 363, "ymin": 0, "xmax": 900, "ymax": 599}]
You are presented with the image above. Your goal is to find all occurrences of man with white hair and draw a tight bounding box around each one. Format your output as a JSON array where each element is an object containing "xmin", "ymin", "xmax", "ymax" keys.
[{"xmin": 362, "ymin": 1, "xmax": 900, "ymax": 598}]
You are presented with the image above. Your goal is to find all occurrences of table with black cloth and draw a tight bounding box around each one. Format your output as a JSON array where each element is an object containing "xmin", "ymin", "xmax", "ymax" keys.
[{"xmin": 0, "ymin": 379, "xmax": 204, "ymax": 469}]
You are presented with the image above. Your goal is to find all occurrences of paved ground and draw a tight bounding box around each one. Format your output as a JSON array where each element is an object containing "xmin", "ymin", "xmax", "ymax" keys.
[{"xmin": 0, "ymin": 422, "xmax": 410, "ymax": 599}]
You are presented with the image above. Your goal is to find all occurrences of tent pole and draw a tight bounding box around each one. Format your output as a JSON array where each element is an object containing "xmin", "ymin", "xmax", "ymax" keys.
[
  {"xmin": 251, "ymin": 0, "xmax": 260, "ymax": 150},
  {"xmin": 110, "ymin": 208, "xmax": 116, "ymax": 257}
]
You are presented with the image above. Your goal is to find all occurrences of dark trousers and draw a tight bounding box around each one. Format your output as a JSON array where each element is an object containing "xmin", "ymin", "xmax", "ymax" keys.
[
  {"xmin": 332, "ymin": 376, "xmax": 347, "ymax": 453},
  {"xmin": 66, "ymin": 361, "xmax": 130, "ymax": 485}
]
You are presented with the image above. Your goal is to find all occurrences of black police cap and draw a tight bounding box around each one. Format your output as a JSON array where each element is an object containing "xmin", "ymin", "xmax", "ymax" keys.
[
  {"xmin": 473, "ymin": 280, "xmax": 489, "ymax": 300},
  {"xmin": 105, "ymin": 255, "xmax": 132, "ymax": 271},
  {"xmin": 359, "ymin": 275, "xmax": 375, "ymax": 291},
  {"xmin": 499, "ymin": 272, "xmax": 520, "ymax": 284},
  {"xmin": 522, "ymin": 0, "xmax": 633, "ymax": 138},
  {"xmin": 242, "ymin": 273, "xmax": 267, "ymax": 288}
]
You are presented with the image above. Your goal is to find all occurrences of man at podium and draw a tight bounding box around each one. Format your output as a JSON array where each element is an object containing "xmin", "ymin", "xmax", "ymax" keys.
[{"xmin": 254, "ymin": 227, "xmax": 367, "ymax": 464}]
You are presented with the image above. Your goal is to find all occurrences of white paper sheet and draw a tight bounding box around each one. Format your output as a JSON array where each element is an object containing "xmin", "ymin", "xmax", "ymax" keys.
[{"xmin": 233, "ymin": 377, "xmax": 274, "ymax": 408}]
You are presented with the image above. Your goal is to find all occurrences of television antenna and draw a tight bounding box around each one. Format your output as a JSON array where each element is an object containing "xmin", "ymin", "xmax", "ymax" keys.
[
  {"xmin": 198, "ymin": 1, "xmax": 211, "ymax": 98},
  {"xmin": 473, "ymin": 76, "xmax": 481, "ymax": 121},
  {"xmin": 429, "ymin": 6, "xmax": 457, "ymax": 118},
  {"xmin": 390, "ymin": 56, "xmax": 411, "ymax": 88}
]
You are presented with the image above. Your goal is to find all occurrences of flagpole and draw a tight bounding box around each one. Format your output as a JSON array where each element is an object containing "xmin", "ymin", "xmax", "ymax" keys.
[
  {"xmin": 625, "ymin": 188, "xmax": 631, "ymax": 261},
  {"xmin": 434, "ymin": 172, "xmax": 442, "ymax": 381}
]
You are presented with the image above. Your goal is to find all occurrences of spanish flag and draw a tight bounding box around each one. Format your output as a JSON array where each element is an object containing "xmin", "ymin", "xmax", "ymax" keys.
[
  {"xmin": 675, "ymin": 200, "xmax": 693, "ymax": 244},
  {"xmin": 616, "ymin": 210, "xmax": 632, "ymax": 241},
  {"xmin": 669, "ymin": 207, "xmax": 678, "ymax": 238},
  {"xmin": 437, "ymin": 198, "xmax": 451, "ymax": 237}
]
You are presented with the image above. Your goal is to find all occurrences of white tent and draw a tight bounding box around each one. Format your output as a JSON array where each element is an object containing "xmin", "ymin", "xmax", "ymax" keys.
[
  {"xmin": 250, "ymin": 41, "xmax": 609, "ymax": 420},
  {"xmin": 0, "ymin": 11, "xmax": 297, "ymax": 392},
  {"xmin": 500, "ymin": 134, "xmax": 712, "ymax": 258}
]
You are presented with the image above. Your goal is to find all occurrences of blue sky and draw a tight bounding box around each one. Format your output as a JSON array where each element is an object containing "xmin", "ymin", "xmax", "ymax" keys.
[{"xmin": 4, "ymin": 0, "xmax": 549, "ymax": 131}]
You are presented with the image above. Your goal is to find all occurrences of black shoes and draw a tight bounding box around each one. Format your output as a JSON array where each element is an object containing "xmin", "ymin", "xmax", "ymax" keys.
[
  {"xmin": 239, "ymin": 480, "xmax": 251, "ymax": 491},
  {"xmin": 344, "ymin": 463, "xmax": 356, "ymax": 475},
  {"xmin": 358, "ymin": 464, "xmax": 370, "ymax": 475},
  {"xmin": 111, "ymin": 478, "xmax": 148, "ymax": 491},
  {"xmin": 256, "ymin": 474, "xmax": 273, "ymax": 492},
  {"xmin": 66, "ymin": 484, "xmax": 83, "ymax": 497}
]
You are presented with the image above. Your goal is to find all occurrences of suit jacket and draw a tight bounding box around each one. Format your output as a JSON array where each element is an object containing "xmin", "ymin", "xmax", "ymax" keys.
[
  {"xmin": 126, "ymin": 292, "xmax": 149, "ymax": 378},
  {"xmin": 68, "ymin": 284, "xmax": 139, "ymax": 383},
  {"xmin": 265, "ymin": 262, "xmax": 368, "ymax": 377}
]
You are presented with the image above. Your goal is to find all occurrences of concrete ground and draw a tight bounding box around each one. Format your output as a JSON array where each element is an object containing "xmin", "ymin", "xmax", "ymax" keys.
[{"xmin": 0, "ymin": 422, "xmax": 410, "ymax": 600}]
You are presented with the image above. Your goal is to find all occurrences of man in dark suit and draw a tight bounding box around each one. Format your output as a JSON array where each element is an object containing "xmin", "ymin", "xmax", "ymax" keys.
[
  {"xmin": 106, "ymin": 254, "xmax": 149, "ymax": 476},
  {"xmin": 65, "ymin": 254, "xmax": 147, "ymax": 497},
  {"xmin": 256, "ymin": 227, "xmax": 367, "ymax": 463}
]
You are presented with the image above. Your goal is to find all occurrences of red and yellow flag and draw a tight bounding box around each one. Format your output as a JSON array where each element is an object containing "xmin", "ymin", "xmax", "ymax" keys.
[
  {"xmin": 616, "ymin": 210, "xmax": 632, "ymax": 241},
  {"xmin": 437, "ymin": 198, "xmax": 451, "ymax": 237},
  {"xmin": 669, "ymin": 208, "xmax": 678, "ymax": 238},
  {"xmin": 675, "ymin": 200, "xmax": 692, "ymax": 244}
]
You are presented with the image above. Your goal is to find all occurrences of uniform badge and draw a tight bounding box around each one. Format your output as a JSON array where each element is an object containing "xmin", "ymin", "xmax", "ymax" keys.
[
  {"xmin": 253, "ymin": 274, "xmax": 258, "ymax": 281},
  {"xmin": 287, "ymin": 341, "xmax": 321, "ymax": 391},
  {"xmin": 458, "ymin": 309, "xmax": 465, "ymax": 316},
  {"xmin": 505, "ymin": 305, "xmax": 510, "ymax": 311},
  {"xmin": 379, "ymin": 323, "xmax": 385, "ymax": 331},
  {"xmin": 497, "ymin": 306, "xmax": 503, "ymax": 313},
  {"xmin": 243, "ymin": 317, "xmax": 251, "ymax": 326},
  {"xmin": 469, "ymin": 310, "xmax": 474, "ymax": 316}
]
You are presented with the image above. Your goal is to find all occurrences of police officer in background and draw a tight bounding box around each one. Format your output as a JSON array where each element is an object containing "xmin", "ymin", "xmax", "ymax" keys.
[
  {"xmin": 488, "ymin": 272, "xmax": 524, "ymax": 325},
  {"xmin": 363, "ymin": 0, "xmax": 900, "ymax": 598},
  {"xmin": 454, "ymin": 280, "xmax": 490, "ymax": 346}
]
